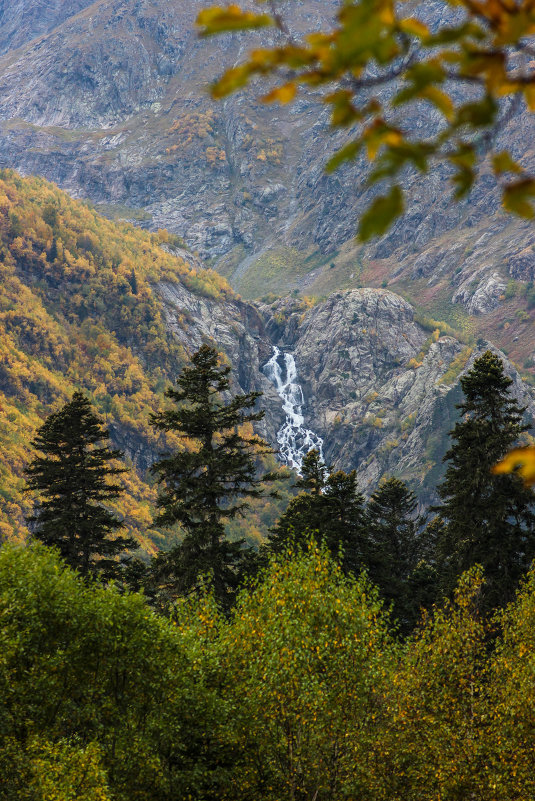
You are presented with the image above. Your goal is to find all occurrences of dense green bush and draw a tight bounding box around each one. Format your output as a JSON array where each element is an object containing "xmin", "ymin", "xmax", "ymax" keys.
[{"xmin": 2, "ymin": 542, "xmax": 535, "ymax": 800}]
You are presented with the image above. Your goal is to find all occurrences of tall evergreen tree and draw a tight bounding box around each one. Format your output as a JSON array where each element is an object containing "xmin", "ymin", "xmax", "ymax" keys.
[
  {"xmin": 24, "ymin": 392, "xmax": 134, "ymax": 578},
  {"xmin": 149, "ymin": 344, "xmax": 276, "ymax": 608},
  {"xmin": 268, "ymin": 449, "xmax": 366, "ymax": 576},
  {"xmin": 366, "ymin": 477, "xmax": 432, "ymax": 632},
  {"xmin": 434, "ymin": 350, "xmax": 535, "ymax": 611}
]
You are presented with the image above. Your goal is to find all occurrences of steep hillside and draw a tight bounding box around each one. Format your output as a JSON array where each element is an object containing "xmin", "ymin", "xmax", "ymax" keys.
[
  {"xmin": 0, "ymin": 0, "xmax": 534, "ymax": 362},
  {"xmin": 1, "ymin": 172, "xmax": 534, "ymax": 546},
  {"xmin": 0, "ymin": 170, "xmax": 249, "ymax": 546},
  {"xmin": 260, "ymin": 290, "xmax": 535, "ymax": 501},
  {"xmin": 0, "ymin": 0, "xmax": 95, "ymax": 56}
]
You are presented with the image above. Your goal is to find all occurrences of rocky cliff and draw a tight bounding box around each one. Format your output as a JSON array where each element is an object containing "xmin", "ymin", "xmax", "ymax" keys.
[
  {"xmin": 0, "ymin": 0, "xmax": 534, "ymax": 370},
  {"xmin": 0, "ymin": 0, "xmax": 95, "ymax": 55},
  {"xmin": 158, "ymin": 284, "xmax": 535, "ymax": 499}
]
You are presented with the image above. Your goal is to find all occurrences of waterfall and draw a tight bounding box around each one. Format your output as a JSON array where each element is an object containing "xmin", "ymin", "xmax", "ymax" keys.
[{"xmin": 263, "ymin": 345, "xmax": 324, "ymax": 474}]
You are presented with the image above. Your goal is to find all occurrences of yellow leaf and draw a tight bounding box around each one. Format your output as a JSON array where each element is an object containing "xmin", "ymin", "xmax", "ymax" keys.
[
  {"xmin": 422, "ymin": 86, "xmax": 455, "ymax": 121},
  {"xmin": 493, "ymin": 446, "xmax": 535, "ymax": 486},
  {"xmin": 261, "ymin": 82, "xmax": 297, "ymax": 104},
  {"xmin": 399, "ymin": 17, "xmax": 430, "ymax": 38},
  {"xmin": 197, "ymin": 5, "xmax": 272, "ymax": 36},
  {"xmin": 364, "ymin": 121, "xmax": 402, "ymax": 160},
  {"xmin": 492, "ymin": 151, "xmax": 522, "ymax": 174}
]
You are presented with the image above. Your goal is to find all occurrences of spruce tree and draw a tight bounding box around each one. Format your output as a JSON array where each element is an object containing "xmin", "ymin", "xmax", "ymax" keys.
[
  {"xmin": 268, "ymin": 450, "xmax": 327, "ymax": 557},
  {"xmin": 149, "ymin": 344, "xmax": 276, "ymax": 608},
  {"xmin": 24, "ymin": 392, "xmax": 134, "ymax": 578},
  {"xmin": 434, "ymin": 350, "xmax": 535, "ymax": 611},
  {"xmin": 268, "ymin": 449, "xmax": 366, "ymax": 576},
  {"xmin": 366, "ymin": 477, "xmax": 431, "ymax": 632}
]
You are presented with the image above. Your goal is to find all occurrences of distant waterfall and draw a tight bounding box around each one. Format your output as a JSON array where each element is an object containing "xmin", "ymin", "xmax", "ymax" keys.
[{"xmin": 263, "ymin": 346, "xmax": 324, "ymax": 474}]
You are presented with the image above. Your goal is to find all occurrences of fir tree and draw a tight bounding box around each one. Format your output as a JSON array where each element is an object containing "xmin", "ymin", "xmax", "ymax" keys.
[
  {"xmin": 295, "ymin": 448, "xmax": 328, "ymax": 496},
  {"xmin": 128, "ymin": 268, "xmax": 138, "ymax": 294},
  {"xmin": 24, "ymin": 392, "xmax": 134, "ymax": 578},
  {"xmin": 366, "ymin": 477, "xmax": 431, "ymax": 632},
  {"xmin": 149, "ymin": 344, "xmax": 276, "ymax": 608},
  {"xmin": 268, "ymin": 450, "xmax": 366, "ymax": 576},
  {"xmin": 434, "ymin": 350, "xmax": 535, "ymax": 611}
]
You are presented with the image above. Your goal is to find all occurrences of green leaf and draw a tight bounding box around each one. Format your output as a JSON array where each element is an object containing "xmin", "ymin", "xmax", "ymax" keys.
[
  {"xmin": 369, "ymin": 141, "xmax": 434, "ymax": 184},
  {"xmin": 358, "ymin": 185, "xmax": 404, "ymax": 242},
  {"xmin": 326, "ymin": 139, "xmax": 363, "ymax": 173},
  {"xmin": 325, "ymin": 90, "xmax": 363, "ymax": 127},
  {"xmin": 492, "ymin": 151, "xmax": 522, "ymax": 175},
  {"xmin": 503, "ymin": 179, "xmax": 535, "ymax": 219},
  {"xmin": 448, "ymin": 145, "xmax": 476, "ymax": 198},
  {"xmin": 455, "ymin": 94, "xmax": 498, "ymax": 129}
]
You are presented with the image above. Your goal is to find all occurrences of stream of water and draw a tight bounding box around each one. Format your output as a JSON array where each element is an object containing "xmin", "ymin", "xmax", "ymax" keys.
[{"xmin": 263, "ymin": 345, "xmax": 324, "ymax": 474}]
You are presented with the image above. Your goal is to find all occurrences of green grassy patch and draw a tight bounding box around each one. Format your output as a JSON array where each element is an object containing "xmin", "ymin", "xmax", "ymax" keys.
[
  {"xmin": 237, "ymin": 246, "xmax": 317, "ymax": 299},
  {"xmin": 94, "ymin": 203, "xmax": 152, "ymax": 223}
]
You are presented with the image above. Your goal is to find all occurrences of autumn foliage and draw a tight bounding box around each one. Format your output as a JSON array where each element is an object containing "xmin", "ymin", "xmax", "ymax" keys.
[
  {"xmin": 0, "ymin": 170, "xmax": 231, "ymax": 547},
  {"xmin": 3, "ymin": 542, "xmax": 535, "ymax": 800},
  {"xmin": 198, "ymin": 0, "xmax": 535, "ymax": 238}
]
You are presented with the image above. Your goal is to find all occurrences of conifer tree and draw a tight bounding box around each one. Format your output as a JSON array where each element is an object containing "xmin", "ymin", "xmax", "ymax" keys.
[
  {"xmin": 295, "ymin": 448, "xmax": 328, "ymax": 497},
  {"xmin": 434, "ymin": 350, "xmax": 535, "ymax": 611},
  {"xmin": 366, "ymin": 477, "xmax": 431, "ymax": 632},
  {"xmin": 24, "ymin": 392, "xmax": 134, "ymax": 578},
  {"xmin": 149, "ymin": 344, "xmax": 276, "ymax": 608},
  {"xmin": 268, "ymin": 450, "xmax": 366, "ymax": 575}
]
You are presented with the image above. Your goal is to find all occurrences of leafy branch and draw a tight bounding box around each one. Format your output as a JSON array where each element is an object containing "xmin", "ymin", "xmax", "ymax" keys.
[{"xmin": 197, "ymin": 0, "xmax": 535, "ymax": 240}]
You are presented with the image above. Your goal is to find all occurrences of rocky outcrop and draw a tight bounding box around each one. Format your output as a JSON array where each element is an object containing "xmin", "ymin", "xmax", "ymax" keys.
[
  {"xmin": 0, "ymin": 0, "xmax": 534, "ymax": 319},
  {"xmin": 281, "ymin": 290, "xmax": 535, "ymax": 495},
  {"xmin": 158, "ymin": 285, "xmax": 535, "ymax": 498},
  {"xmin": 156, "ymin": 280, "xmax": 287, "ymax": 444},
  {"xmin": 508, "ymin": 247, "xmax": 535, "ymax": 282},
  {"xmin": 452, "ymin": 271, "xmax": 507, "ymax": 315},
  {"xmin": 0, "ymin": 0, "xmax": 94, "ymax": 56}
]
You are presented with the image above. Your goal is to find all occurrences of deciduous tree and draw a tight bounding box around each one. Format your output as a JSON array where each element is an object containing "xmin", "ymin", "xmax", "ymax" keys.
[{"xmin": 198, "ymin": 0, "xmax": 535, "ymax": 238}]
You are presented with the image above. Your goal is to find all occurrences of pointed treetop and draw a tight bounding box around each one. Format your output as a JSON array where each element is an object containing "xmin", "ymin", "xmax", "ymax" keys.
[{"xmin": 460, "ymin": 351, "xmax": 516, "ymax": 416}]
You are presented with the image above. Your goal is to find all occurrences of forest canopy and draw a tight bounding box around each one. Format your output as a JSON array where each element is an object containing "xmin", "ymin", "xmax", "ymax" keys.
[
  {"xmin": 0, "ymin": 170, "xmax": 231, "ymax": 547},
  {"xmin": 3, "ymin": 541, "xmax": 535, "ymax": 801}
]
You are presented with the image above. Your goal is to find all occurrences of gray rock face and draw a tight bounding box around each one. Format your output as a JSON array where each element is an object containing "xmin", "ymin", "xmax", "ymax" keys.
[
  {"xmin": 509, "ymin": 247, "xmax": 535, "ymax": 282},
  {"xmin": 156, "ymin": 280, "xmax": 287, "ymax": 445},
  {"xmin": 0, "ymin": 0, "xmax": 533, "ymax": 312},
  {"xmin": 158, "ymin": 284, "xmax": 535, "ymax": 498},
  {"xmin": 272, "ymin": 289, "xmax": 535, "ymax": 495},
  {"xmin": 0, "ymin": 0, "xmax": 94, "ymax": 56},
  {"xmin": 452, "ymin": 271, "xmax": 507, "ymax": 315}
]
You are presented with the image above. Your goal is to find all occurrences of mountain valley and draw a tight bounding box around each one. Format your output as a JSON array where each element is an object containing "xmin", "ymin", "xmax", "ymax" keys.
[
  {"xmin": 1, "ymin": 0, "xmax": 535, "ymax": 549},
  {"xmin": 0, "ymin": 0, "xmax": 534, "ymax": 370},
  {"xmin": 2, "ymin": 169, "xmax": 535, "ymax": 547}
]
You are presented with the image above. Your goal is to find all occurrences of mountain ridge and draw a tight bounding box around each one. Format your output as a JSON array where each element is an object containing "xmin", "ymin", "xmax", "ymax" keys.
[{"xmin": 0, "ymin": 0, "xmax": 533, "ymax": 372}]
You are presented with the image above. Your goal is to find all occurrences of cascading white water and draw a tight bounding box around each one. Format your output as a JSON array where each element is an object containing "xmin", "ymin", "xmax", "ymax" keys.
[{"xmin": 263, "ymin": 345, "xmax": 324, "ymax": 474}]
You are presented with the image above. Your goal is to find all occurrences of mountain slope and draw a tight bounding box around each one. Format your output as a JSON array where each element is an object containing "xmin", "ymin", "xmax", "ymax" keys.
[
  {"xmin": 2, "ymin": 171, "xmax": 534, "ymax": 545},
  {"xmin": 260, "ymin": 290, "xmax": 535, "ymax": 500},
  {"xmin": 0, "ymin": 0, "xmax": 534, "ymax": 364},
  {"xmin": 0, "ymin": 0, "xmax": 95, "ymax": 56},
  {"xmin": 0, "ymin": 169, "xmax": 235, "ymax": 545}
]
